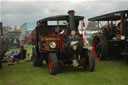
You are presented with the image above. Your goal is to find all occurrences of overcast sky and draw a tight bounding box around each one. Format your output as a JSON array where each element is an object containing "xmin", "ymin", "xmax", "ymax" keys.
[{"xmin": 0, "ymin": 0, "xmax": 128, "ymax": 28}]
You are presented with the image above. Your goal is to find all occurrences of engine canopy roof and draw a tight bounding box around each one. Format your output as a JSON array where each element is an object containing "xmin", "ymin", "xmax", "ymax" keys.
[
  {"xmin": 37, "ymin": 15, "xmax": 84, "ymax": 22},
  {"xmin": 88, "ymin": 10, "xmax": 128, "ymax": 21}
]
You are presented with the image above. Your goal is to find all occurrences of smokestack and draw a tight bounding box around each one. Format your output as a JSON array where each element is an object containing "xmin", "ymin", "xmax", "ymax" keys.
[
  {"xmin": 68, "ymin": 10, "xmax": 76, "ymax": 31},
  {"xmin": 0, "ymin": 22, "xmax": 3, "ymax": 36}
]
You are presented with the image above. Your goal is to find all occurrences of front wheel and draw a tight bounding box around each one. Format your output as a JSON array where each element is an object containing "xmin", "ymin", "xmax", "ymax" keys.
[
  {"xmin": 48, "ymin": 53, "xmax": 59, "ymax": 75},
  {"xmin": 84, "ymin": 51, "xmax": 95, "ymax": 72}
]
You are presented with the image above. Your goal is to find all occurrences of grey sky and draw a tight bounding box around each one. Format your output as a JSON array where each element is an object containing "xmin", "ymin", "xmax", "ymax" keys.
[{"xmin": 1, "ymin": 1, "xmax": 128, "ymax": 27}]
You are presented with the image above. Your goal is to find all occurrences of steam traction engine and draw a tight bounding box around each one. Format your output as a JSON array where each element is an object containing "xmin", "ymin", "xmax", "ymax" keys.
[
  {"xmin": 89, "ymin": 10, "xmax": 128, "ymax": 63},
  {"xmin": 32, "ymin": 10, "xmax": 95, "ymax": 75}
]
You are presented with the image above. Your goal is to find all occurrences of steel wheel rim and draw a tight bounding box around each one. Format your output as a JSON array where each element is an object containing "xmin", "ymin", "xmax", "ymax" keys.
[{"xmin": 93, "ymin": 37, "xmax": 101, "ymax": 60}]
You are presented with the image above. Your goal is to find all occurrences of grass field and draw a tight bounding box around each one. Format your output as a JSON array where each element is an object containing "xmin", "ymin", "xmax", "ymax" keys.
[{"xmin": 0, "ymin": 45, "xmax": 128, "ymax": 85}]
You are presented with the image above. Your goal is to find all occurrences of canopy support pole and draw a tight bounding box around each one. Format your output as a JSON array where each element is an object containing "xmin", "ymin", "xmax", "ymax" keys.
[
  {"xmin": 110, "ymin": 20, "xmax": 113, "ymax": 32},
  {"xmin": 57, "ymin": 19, "xmax": 59, "ymax": 48},
  {"xmin": 107, "ymin": 21, "xmax": 109, "ymax": 28},
  {"xmin": 81, "ymin": 20, "xmax": 83, "ymax": 39},
  {"xmin": 97, "ymin": 21, "xmax": 99, "ymax": 33},
  {"xmin": 120, "ymin": 16, "xmax": 123, "ymax": 34}
]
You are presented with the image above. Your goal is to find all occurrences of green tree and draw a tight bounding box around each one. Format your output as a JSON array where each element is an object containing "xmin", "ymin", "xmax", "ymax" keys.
[
  {"xmin": 86, "ymin": 21, "xmax": 97, "ymax": 31},
  {"xmin": 3, "ymin": 25, "xmax": 12, "ymax": 33}
]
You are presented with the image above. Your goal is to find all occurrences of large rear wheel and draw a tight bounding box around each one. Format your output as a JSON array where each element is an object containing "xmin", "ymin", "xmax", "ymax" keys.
[
  {"xmin": 48, "ymin": 53, "xmax": 59, "ymax": 75},
  {"xmin": 92, "ymin": 35, "xmax": 108, "ymax": 60},
  {"xmin": 32, "ymin": 47, "xmax": 42, "ymax": 66}
]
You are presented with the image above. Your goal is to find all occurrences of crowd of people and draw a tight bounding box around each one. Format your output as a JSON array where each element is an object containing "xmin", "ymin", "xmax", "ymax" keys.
[{"xmin": 2, "ymin": 45, "xmax": 32, "ymax": 65}]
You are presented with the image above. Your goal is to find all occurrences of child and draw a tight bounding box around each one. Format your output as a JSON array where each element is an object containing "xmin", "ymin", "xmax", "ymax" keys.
[{"xmin": 25, "ymin": 53, "xmax": 32, "ymax": 62}]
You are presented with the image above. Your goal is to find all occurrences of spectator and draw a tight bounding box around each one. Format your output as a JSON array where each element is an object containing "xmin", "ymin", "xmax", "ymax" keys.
[
  {"xmin": 8, "ymin": 51, "xmax": 19, "ymax": 65},
  {"xmin": 15, "ymin": 45, "xmax": 27, "ymax": 60},
  {"xmin": 25, "ymin": 53, "xmax": 32, "ymax": 62}
]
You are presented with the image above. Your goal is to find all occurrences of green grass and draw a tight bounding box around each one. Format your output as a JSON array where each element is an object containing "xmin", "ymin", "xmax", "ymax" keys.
[{"xmin": 0, "ymin": 45, "xmax": 128, "ymax": 85}]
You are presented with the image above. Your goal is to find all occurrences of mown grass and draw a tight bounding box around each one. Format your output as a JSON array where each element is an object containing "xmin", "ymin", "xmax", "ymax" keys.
[{"xmin": 0, "ymin": 45, "xmax": 128, "ymax": 85}]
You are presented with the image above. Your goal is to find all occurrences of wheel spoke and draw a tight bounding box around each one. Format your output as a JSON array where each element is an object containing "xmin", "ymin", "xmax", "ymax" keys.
[
  {"xmin": 95, "ymin": 38, "xmax": 101, "ymax": 58},
  {"xmin": 96, "ymin": 50, "xmax": 101, "ymax": 57},
  {"xmin": 96, "ymin": 43, "xmax": 101, "ymax": 49}
]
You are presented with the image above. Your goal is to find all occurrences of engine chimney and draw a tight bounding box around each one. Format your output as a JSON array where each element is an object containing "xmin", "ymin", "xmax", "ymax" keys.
[
  {"xmin": 0, "ymin": 22, "xmax": 3, "ymax": 36},
  {"xmin": 68, "ymin": 10, "xmax": 76, "ymax": 31}
]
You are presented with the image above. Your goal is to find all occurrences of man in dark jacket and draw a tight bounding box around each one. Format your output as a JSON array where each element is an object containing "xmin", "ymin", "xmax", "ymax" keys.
[{"xmin": 14, "ymin": 45, "xmax": 27, "ymax": 60}]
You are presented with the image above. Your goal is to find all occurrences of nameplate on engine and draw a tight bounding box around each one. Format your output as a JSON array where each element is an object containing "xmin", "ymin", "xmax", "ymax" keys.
[{"xmin": 41, "ymin": 37, "xmax": 60, "ymax": 41}]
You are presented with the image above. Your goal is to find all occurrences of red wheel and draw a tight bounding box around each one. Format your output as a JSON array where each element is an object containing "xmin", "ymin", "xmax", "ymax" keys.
[
  {"xmin": 92, "ymin": 35, "xmax": 108, "ymax": 60},
  {"xmin": 92, "ymin": 36, "xmax": 100, "ymax": 60},
  {"xmin": 48, "ymin": 53, "xmax": 59, "ymax": 75}
]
